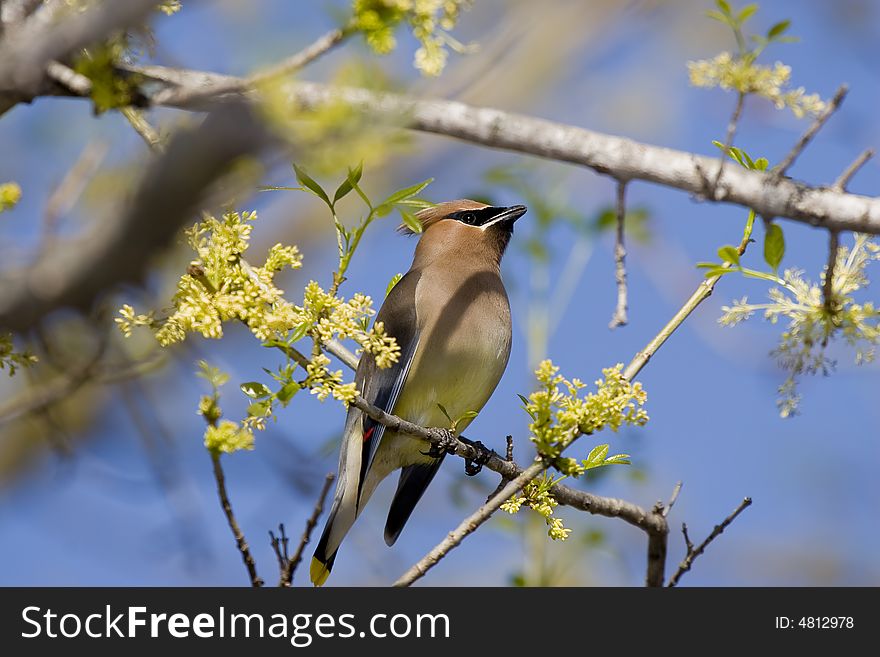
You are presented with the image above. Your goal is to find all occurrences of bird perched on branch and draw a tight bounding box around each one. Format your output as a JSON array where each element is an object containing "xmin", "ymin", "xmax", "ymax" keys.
[{"xmin": 311, "ymin": 199, "xmax": 527, "ymax": 586}]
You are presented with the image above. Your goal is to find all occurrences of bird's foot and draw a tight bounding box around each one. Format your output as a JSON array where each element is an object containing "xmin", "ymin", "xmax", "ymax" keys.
[
  {"xmin": 422, "ymin": 428, "xmax": 458, "ymax": 459},
  {"xmin": 459, "ymin": 436, "xmax": 493, "ymax": 476}
]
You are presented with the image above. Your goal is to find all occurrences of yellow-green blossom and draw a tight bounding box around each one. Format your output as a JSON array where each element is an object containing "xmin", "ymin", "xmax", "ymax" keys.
[
  {"xmin": 204, "ymin": 420, "xmax": 255, "ymax": 454},
  {"xmin": 526, "ymin": 360, "xmax": 648, "ymax": 458},
  {"xmin": 502, "ymin": 362, "xmax": 648, "ymax": 540},
  {"xmin": 720, "ymin": 235, "xmax": 880, "ymax": 417},
  {"xmin": 688, "ymin": 52, "xmax": 825, "ymax": 118},
  {"xmin": 501, "ymin": 475, "xmax": 572, "ymax": 541},
  {"xmin": 157, "ymin": 0, "xmax": 181, "ymax": 15},
  {"xmin": 352, "ymin": 0, "xmax": 472, "ymax": 76},
  {"xmin": 0, "ymin": 182, "xmax": 21, "ymax": 212},
  {"xmin": 1, "ymin": 333, "xmax": 38, "ymax": 376}
]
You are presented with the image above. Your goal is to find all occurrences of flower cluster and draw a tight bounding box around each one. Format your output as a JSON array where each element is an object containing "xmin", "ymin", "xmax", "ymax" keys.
[
  {"xmin": 688, "ymin": 52, "xmax": 825, "ymax": 118},
  {"xmin": 352, "ymin": 0, "xmax": 472, "ymax": 76},
  {"xmin": 157, "ymin": 1, "xmax": 181, "ymax": 15},
  {"xmin": 203, "ymin": 420, "xmax": 255, "ymax": 454},
  {"xmin": 196, "ymin": 362, "xmax": 255, "ymax": 454},
  {"xmin": 116, "ymin": 211, "xmax": 302, "ymax": 344},
  {"xmin": 719, "ymin": 235, "xmax": 880, "ymax": 417},
  {"xmin": 525, "ymin": 360, "xmax": 648, "ymax": 459},
  {"xmin": 501, "ymin": 474, "xmax": 571, "ymax": 541},
  {"xmin": 0, "ymin": 182, "xmax": 21, "ymax": 212},
  {"xmin": 503, "ymin": 361, "xmax": 648, "ymax": 539},
  {"xmin": 0, "ymin": 333, "xmax": 38, "ymax": 376},
  {"xmin": 117, "ymin": 210, "xmax": 398, "ymax": 406}
]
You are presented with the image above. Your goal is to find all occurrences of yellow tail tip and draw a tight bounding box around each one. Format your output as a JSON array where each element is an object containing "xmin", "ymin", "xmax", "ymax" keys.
[{"xmin": 310, "ymin": 557, "xmax": 331, "ymax": 587}]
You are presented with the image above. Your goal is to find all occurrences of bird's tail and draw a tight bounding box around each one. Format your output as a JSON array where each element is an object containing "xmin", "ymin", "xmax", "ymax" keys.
[{"xmin": 310, "ymin": 495, "xmax": 348, "ymax": 586}]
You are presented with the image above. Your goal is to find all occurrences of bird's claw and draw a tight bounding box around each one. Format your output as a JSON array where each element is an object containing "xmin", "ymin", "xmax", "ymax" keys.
[
  {"xmin": 460, "ymin": 437, "xmax": 492, "ymax": 476},
  {"xmin": 422, "ymin": 428, "xmax": 458, "ymax": 459}
]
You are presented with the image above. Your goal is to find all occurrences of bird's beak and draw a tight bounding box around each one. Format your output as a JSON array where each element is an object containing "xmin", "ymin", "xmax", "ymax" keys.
[{"xmin": 481, "ymin": 204, "xmax": 528, "ymax": 230}]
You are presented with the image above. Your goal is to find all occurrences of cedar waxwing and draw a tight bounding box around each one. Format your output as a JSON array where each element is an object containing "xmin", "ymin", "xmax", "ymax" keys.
[{"xmin": 310, "ymin": 200, "xmax": 527, "ymax": 586}]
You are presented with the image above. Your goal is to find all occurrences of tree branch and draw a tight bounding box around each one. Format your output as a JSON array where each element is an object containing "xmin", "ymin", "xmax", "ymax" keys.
[
  {"xmin": 775, "ymin": 85, "xmax": 848, "ymax": 178},
  {"xmin": 209, "ymin": 450, "xmax": 263, "ymax": 587},
  {"xmin": 118, "ymin": 65, "xmax": 880, "ymax": 235},
  {"xmin": 823, "ymin": 149, "xmax": 875, "ymax": 317},
  {"xmin": 713, "ymin": 91, "xmax": 745, "ymax": 190},
  {"xmin": 0, "ymin": 0, "xmax": 158, "ymax": 95},
  {"xmin": 609, "ymin": 180, "xmax": 628, "ymax": 329},
  {"xmin": 667, "ymin": 497, "xmax": 752, "ymax": 587},
  {"xmin": 393, "ymin": 460, "xmax": 547, "ymax": 587},
  {"xmin": 280, "ymin": 472, "xmax": 335, "ymax": 587}
]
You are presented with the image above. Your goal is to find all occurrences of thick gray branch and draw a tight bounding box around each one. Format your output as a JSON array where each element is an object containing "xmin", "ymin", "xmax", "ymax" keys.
[
  {"xmin": 0, "ymin": 0, "xmax": 158, "ymax": 95},
  {"xmin": 126, "ymin": 65, "xmax": 880, "ymax": 235}
]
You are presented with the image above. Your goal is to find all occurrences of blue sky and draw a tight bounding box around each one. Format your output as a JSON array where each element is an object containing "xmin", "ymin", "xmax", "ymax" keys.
[{"xmin": 1, "ymin": 0, "xmax": 878, "ymax": 586}]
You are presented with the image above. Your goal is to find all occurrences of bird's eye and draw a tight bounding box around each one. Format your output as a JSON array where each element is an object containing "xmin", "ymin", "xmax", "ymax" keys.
[{"xmin": 462, "ymin": 212, "xmax": 477, "ymax": 225}]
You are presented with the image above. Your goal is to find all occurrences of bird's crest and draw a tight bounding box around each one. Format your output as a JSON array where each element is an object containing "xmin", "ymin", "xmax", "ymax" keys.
[{"xmin": 397, "ymin": 199, "xmax": 489, "ymax": 235}]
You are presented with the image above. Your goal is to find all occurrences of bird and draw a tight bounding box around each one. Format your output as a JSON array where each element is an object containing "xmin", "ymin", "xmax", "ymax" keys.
[{"xmin": 310, "ymin": 199, "xmax": 527, "ymax": 586}]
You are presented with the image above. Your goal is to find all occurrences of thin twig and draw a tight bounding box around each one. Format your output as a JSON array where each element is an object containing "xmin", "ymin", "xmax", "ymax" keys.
[
  {"xmin": 155, "ymin": 26, "xmax": 352, "ymax": 107},
  {"xmin": 486, "ymin": 435, "xmax": 515, "ymax": 502},
  {"xmin": 833, "ymin": 148, "xmax": 874, "ymax": 191},
  {"xmin": 623, "ymin": 214, "xmax": 754, "ymax": 381},
  {"xmin": 250, "ymin": 27, "xmax": 351, "ymax": 86},
  {"xmin": 775, "ymin": 85, "xmax": 848, "ymax": 178},
  {"xmin": 393, "ymin": 460, "xmax": 547, "ymax": 587},
  {"xmin": 42, "ymin": 139, "xmax": 108, "ymax": 243},
  {"xmin": 667, "ymin": 497, "xmax": 752, "ymax": 587},
  {"xmin": 822, "ymin": 230, "xmax": 840, "ymax": 315},
  {"xmin": 609, "ymin": 180, "xmax": 628, "ymax": 329},
  {"xmin": 280, "ymin": 472, "xmax": 335, "ymax": 587},
  {"xmin": 45, "ymin": 60, "xmax": 91, "ymax": 95},
  {"xmin": 663, "ymin": 481, "xmax": 683, "ymax": 518},
  {"xmin": 121, "ymin": 106, "xmax": 164, "ymax": 152},
  {"xmin": 822, "ymin": 149, "xmax": 875, "ymax": 316},
  {"xmin": 712, "ymin": 91, "xmax": 745, "ymax": 192},
  {"xmin": 209, "ymin": 450, "xmax": 263, "ymax": 587},
  {"xmin": 269, "ymin": 524, "xmax": 289, "ymax": 572}
]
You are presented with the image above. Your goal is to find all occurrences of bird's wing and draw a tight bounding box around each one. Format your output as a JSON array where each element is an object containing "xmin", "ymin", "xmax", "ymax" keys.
[{"xmin": 354, "ymin": 269, "xmax": 421, "ymax": 506}]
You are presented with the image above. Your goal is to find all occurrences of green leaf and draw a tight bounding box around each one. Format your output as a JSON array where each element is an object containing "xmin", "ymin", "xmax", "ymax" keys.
[
  {"xmin": 240, "ymin": 381, "xmax": 272, "ymax": 399},
  {"xmin": 728, "ymin": 146, "xmax": 747, "ymax": 168},
  {"xmin": 399, "ymin": 209, "xmax": 423, "ymax": 234},
  {"xmin": 767, "ymin": 19, "xmax": 791, "ymax": 39},
  {"xmin": 704, "ymin": 267, "xmax": 732, "ymax": 279},
  {"xmin": 603, "ymin": 453, "xmax": 632, "ymax": 465},
  {"xmin": 196, "ymin": 361, "xmax": 228, "ymax": 388},
  {"xmin": 397, "ymin": 197, "xmax": 435, "ymax": 210},
  {"xmin": 436, "ymin": 403, "xmax": 452, "ymax": 424},
  {"xmin": 276, "ymin": 380, "xmax": 301, "ymax": 405},
  {"xmin": 381, "ymin": 178, "xmax": 434, "ymax": 207},
  {"xmin": 737, "ymin": 3, "xmax": 758, "ymax": 23},
  {"xmin": 385, "ymin": 272, "xmax": 403, "ymax": 297},
  {"xmin": 247, "ymin": 400, "xmax": 272, "ymax": 417},
  {"xmin": 696, "ymin": 261, "xmax": 722, "ymax": 269},
  {"xmin": 517, "ymin": 393, "xmax": 531, "ymax": 407},
  {"xmin": 290, "ymin": 322, "xmax": 310, "ymax": 343},
  {"xmin": 457, "ymin": 410, "xmax": 479, "ymax": 421},
  {"xmin": 754, "ymin": 157, "xmax": 769, "ymax": 171},
  {"xmin": 705, "ymin": 9, "xmax": 731, "ymax": 24},
  {"xmin": 717, "ymin": 245, "xmax": 741, "ymax": 266},
  {"xmin": 292, "ymin": 163, "xmax": 331, "ymax": 207},
  {"xmin": 715, "ymin": 0, "xmax": 731, "ymax": 14},
  {"xmin": 742, "ymin": 209, "xmax": 757, "ymax": 243},
  {"xmin": 764, "ymin": 222, "xmax": 785, "ymax": 272},
  {"xmin": 332, "ymin": 161, "xmax": 364, "ymax": 205},
  {"xmin": 586, "ymin": 444, "xmax": 609, "ymax": 465}
]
